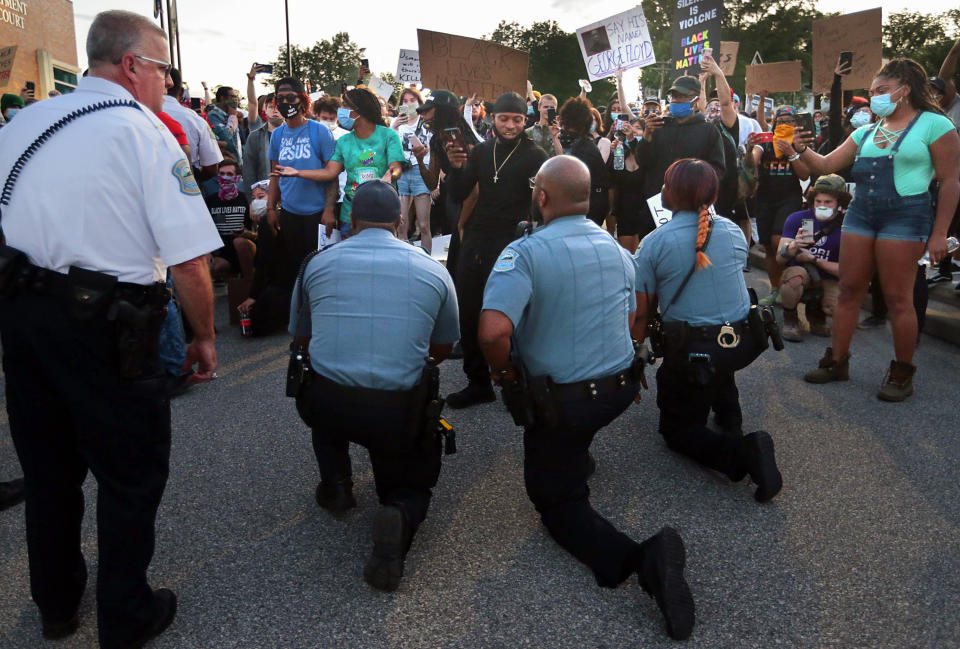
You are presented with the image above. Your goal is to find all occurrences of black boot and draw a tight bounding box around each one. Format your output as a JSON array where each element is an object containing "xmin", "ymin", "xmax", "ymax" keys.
[
  {"xmin": 315, "ymin": 478, "xmax": 357, "ymax": 516},
  {"xmin": 363, "ymin": 505, "xmax": 411, "ymax": 592},
  {"xmin": 739, "ymin": 431, "xmax": 782, "ymax": 502},
  {"xmin": 637, "ymin": 527, "xmax": 695, "ymax": 641},
  {"xmin": 446, "ymin": 382, "xmax": 496, "ymax": 409},
  {"xmin": 0, "ymin": 478, "xmax": 25, "ymax": 511}
]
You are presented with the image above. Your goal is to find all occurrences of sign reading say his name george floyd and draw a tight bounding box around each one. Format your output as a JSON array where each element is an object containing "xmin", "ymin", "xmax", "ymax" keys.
[
  {"xmin": 812, "ymin": 8, "xmax": 883, "ymax": 93},
  {"xmin": 417, "ymin": 29, "xmax": 528, "ymax": 98},
  {"xmin": 575, "ymin": 6, "xmax": 656, "ymax": 82},
  {"xmin": 672, "ymin": 0, "xmax": 722, "ymax": 77}
]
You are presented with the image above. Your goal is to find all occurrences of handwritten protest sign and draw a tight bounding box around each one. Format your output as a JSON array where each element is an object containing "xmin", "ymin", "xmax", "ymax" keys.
[
  {"xmin": 647, "ymin": 194, "xmax": 673, "ymax": 228},
  {"xmin": 364, "ymin": 75, "xmax": 395, "ymax": 101},
  {"xmin": 717, "ymin": 41, "xmax": 738, "ymax": 75},
  {"xmin": 396, "ymin": 49, "xmax": 421, "ymax": 85},
  {"xmin": 417, "ymin": 29, "xmax": 528, "ymax": 98},
  {"xmin": 0, "ymin": 45, "xmax": 17, "ymax": 88},
  {"xmin": 745, "ymin": 61, "xmax": 801, "ymax": 96},
  {"xmin": 672, "ymin": 0, "xmax": 722, "ymax": 77},
  {"xmin": 812, "ymin": 8, "xmax": 882, "ymax": 92},
  {"xmin": 575, "ymin": 7, "xmax": 656, "ymax": 82}
]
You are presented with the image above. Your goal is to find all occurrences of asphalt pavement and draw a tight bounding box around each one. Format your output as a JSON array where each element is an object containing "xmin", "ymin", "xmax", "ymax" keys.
[{"xmin": 1, "ymin": 274, "xmax": 959, "ymax": 649}]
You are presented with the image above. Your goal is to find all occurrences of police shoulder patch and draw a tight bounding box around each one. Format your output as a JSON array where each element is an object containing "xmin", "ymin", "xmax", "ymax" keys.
[
  {"xmin": 493, "ymin": 247, "xmax": 519, "ymax": 272},
  {"xmin": 171, "ymin": 158, "xmax": 201, "ymax": 196}
]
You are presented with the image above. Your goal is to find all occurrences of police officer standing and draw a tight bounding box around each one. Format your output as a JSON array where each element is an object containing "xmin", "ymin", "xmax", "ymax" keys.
[
  {"xmin": 632, "ymin": 159, "xmax": 782, "ymax": 502},
  {"xmin": 0, "ymin": 11, "xmax": 222, "ymax": 648},
  {"xmin": 478, "ymin": 156, "xmax": 695, "ymax": 641},
  {"xmin": 291, "ymin": 181, "xmax": 459, "ymax": 593}
]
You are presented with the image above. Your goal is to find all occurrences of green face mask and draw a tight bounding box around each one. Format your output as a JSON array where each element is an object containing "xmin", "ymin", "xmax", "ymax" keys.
[{"xmin": 225, "ymin": 100, "xmax": 239, "ymax": 109}]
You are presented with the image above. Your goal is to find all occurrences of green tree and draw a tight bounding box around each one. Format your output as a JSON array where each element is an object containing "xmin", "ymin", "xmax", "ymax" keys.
[
  {"xmin": 269, "ymin": 32, "xmax": 366, "ymax": 95},
  {"xmin": 883, "ymin": 10, "xmax": 960, "ymax": 78}
]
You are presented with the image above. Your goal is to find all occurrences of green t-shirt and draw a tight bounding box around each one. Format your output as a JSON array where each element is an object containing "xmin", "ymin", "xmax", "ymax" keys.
[
  {"xmin": 331, "ymin": 125, "xmax": 405, "ymax": 223},
  {"xmin": 851, "ymin": 111, "xmax": 955, "ymax": 196}
]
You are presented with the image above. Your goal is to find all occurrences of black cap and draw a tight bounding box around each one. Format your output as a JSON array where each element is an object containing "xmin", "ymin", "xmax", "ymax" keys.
[
  {"xmin": 929, "ymin": 77, "xmax": 946, "ymax": 93},
  {"xmin": 643, "ymin": 97, "xmax": 660, "ymax": 105},
  {"xmin": 668, "ymin": 76, "xmax": 701, "ymax": 97},
  {"xmin": 492, "ymin": 92, "xmax": 526, "ymax": 115},
  {"xmin": 417, "ymin": 89, "xmax": 458, "ymax": 113},
  {"xmin": 352, "ymin": 181, "xmax": 401, "ymax": 223},
  {"xmin": 275, "ymin": 76, "xmax": 305, "ymax": 94}
]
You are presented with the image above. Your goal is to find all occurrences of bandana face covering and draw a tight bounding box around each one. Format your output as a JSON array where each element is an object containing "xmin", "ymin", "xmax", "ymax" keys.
[
  {"xmin": 772, "ymin": 124, "xmax": 795, "ymax": 159},
  {"xmin": 218, "ymin": 174, "xmax": 239, "ymax": 201}
]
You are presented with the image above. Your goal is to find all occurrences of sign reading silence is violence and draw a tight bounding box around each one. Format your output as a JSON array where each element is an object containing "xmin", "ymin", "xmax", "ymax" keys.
[
  {"xmin": 417, "ymin": 29, "xmax": 528, "ymax": 98},
  {"xmin": 672, "ymin": 0, "xmax": 722, "ymax": 77},
  {"xmin": 575, "ymin": 7, "xmax": 657, "ymax": 82}
]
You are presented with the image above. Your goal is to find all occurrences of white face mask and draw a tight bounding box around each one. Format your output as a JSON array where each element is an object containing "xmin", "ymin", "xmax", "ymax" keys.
[
  {"xmin": 250, "ymin": 199, "xmax": 268, "ymax": 217},
  {"xmin": 814, "ymin": 205, "xmax": 835, "ymax": 221},
  {"xmin": 319, "ymin": 119, "xmax": 338, "ymax": 131}
]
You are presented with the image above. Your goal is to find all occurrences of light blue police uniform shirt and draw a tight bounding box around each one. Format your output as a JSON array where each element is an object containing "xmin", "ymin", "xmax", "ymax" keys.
[
  {"xmin": 632, "ymin": 211, "xmax": 750, "ymax": 326},
  {"xmin": 289, "ymin": 228, "xmax": 460, "ymax": 390},
  {"xmin": 482, "ymin": 215, "xmax": 636, "ymax": 384}
]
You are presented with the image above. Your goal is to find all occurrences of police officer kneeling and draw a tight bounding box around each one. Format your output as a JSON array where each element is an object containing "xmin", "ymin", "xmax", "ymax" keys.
[
  {"xmin": 632, "ymin": 158, "xmax": 782, "ymax": 502},
  {"xmin": 290, "ymin": 180, "xmax": 460, "ymax": 592},
  {"xmin": 478, "ymin": 156, "xmax": 695, "ymax": 641}
]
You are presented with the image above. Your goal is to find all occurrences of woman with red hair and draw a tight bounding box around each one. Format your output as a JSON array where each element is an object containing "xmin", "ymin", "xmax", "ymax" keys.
[{"xmin": 632, "ymin": 158, "xmax": 783, "ymax": 503}]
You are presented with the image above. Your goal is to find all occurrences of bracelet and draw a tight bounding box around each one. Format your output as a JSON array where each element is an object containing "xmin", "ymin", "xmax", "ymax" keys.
[
  {"xmin": 795, "ymin": 144, "xmax": 807, "ymax": 154},
  {"xmin": 787, "ymin": 153, "xmax": 801, "ymax": 162}
]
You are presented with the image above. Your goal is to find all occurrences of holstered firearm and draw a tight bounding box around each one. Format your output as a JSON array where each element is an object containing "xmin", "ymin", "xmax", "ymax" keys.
[
  {"xmin": 647, "ymin": 313, "xmax": 666, "ymax": 358},
  {"xmin": 527, "ymin": 375, "xmax": 560, "ymax": 428},
  {"xmin": 406, "ymin": 360, "xmax": 456, "ymax": 455},
  {"xmin": 105, "ymin": 281, "xmax": 169, "ymax": 380},
  {"xmin": 286, "ymin": 340, "xmax": 313, "ymax": 398},
  {"xmin": 500, "ymin": 355, "xmax": 536, "ymax": 428}
]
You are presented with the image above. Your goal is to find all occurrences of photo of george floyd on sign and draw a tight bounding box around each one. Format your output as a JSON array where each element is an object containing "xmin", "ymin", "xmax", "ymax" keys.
[
  {"xmin": 745, "ymin": 60, "xmax": 802, "ymax": 96},
  {"xmin": 672, "ymin": 0, "xmax": 722, "ymax": 77},
  {"xmin": 812, "ymin": 8, "xmax": 883, "ymax": 93},
  {"xmin": 417, "ymin": 29, "xmax": 528, "ymax": 98},
  {"xmin": 575, "ymin": 6, "xmax": 656, "ymax": 82},
  {"xmin": 396, "ymin": 49, "xmax": 421, "ymax": 85}
]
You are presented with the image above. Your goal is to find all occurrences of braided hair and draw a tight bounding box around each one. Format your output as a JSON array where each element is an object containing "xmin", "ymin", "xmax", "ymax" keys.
[
  {"xmin": 661, "ymin": 159, "xmax": 719, "ymax": 270},
  {"xmin": 875, "ymin": 58, "xmax": 943, "ymax": 115}
]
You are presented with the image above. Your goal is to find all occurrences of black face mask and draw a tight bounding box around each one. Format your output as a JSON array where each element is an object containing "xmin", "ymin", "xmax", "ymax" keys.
[{"xmin": 277, "ymin": 102, "xmax": 299, "ymax": 118}]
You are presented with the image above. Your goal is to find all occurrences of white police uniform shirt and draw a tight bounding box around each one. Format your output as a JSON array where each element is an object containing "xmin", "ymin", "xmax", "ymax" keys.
[
  {"xmin": 633, "ymin": 211, "xmax": 751, "ymax": 326},
  {"xmin": 289, "ymin": 228, "xmax": 460, "ymax": 391},
  {"xmin": 0, "ymin": 76, "xmax": 223, "ymax": 285},
  {"xmin": 482, "ymin": 215, "xmax": 636, "ymax": 384},
  {"xmin": 162, "ymin": 94, "xmax": 223, "ymax": 170}
]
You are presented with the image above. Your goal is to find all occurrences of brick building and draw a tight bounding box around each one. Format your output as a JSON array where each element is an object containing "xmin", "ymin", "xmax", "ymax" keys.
[{"xmin": 0, "ymin": 0, "xmax": 79, "ymax": 97}]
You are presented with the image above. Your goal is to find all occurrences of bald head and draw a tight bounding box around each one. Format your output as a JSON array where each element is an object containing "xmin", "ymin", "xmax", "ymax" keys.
[{"xmin": 533, "ymin": 155, "xmax": 591, "ymax": 221}]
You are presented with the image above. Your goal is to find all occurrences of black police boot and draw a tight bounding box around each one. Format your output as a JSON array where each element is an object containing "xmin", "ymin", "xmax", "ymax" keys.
[
  {"xmin": 41, "ymin": 560, "xmax": 86, "ymax": 639},
  {"xmin": 445, "ymin": 382, "xmax": 496, "ymax": 409},
  {"xmin": 739, "ymin": 431, "xmax": 782, "ymax": 503},
  {"xmin": 0, "ymin": 478, "xmax": 25, "ymax": 511},
  {"xmin": 121, "ymin": 588, "xmax": 177, "ymax": 649},
  {"xmin": 315, "ymin": 478, "xmax": 357, "ymax": 516},
  {"xmin": 585, "ymin": 452, "xmax": 597, "ymax": 480},
  {"xmin": 637, "ymin": 527, "xmax": 695, "ymax": 641},
  {"xmin": 363, "ymin": 505, "xmax": 411, "ymax": 592}
]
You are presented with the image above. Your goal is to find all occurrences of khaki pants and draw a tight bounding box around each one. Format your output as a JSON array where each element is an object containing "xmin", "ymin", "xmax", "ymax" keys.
[{"xmin": 780, "ymin": 266, "xmax": 838, "ymax": 316}]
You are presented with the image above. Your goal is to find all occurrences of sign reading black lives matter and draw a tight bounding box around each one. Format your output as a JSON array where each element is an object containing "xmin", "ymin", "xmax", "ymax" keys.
[{"xmin": 671, "ymin": 0, "xmax": 722, "ymax": 78}]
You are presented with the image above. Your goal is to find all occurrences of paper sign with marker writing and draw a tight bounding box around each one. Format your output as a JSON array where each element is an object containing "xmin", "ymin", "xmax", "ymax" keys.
[
  {"xmin": 671, "ymin": 0, "xmax": 722, "ymax": 77},
  {"xmin": 0, "ymin": 45, "xmax": 17, "ymax": 88},
  {"xmin": 647, "ymin": 193, "xmax": 673, "ymax": 228},
  {"xmin": 417, "ymin": 29, "xmax": 528, "ymax": 98},
  {"xmin": 812, "ymin": 9, "xmax": 882, "ymax": 92},
  {"xmin": 717, "ymin": 41, "xmax": 738, "ymax": 75},
  {"xmin": 575, "ymin": 7, "xmax": 657, "ymax": 82},
  {"xmin": 364, "ymin": 75, "xmax": 395, "ymax": 101},
  {"xmin": 396, "ymin": 49, "xmax": 421, "ymax": 85}
]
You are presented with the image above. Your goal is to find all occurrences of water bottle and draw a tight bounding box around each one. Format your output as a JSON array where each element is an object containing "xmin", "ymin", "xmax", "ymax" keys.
[
  {"xmin": 918, "ymin": 236, "xmax": 959, "ymax": 266},
  {"xmin": 239, "ymin": 309, "xmax": 253, "ymax": 337},
  {"xmin": 613, "ymin": 140, "xmax": 625, "ymax": 171}
]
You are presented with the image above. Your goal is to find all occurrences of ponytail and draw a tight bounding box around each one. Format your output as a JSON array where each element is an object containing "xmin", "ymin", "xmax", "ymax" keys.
[{"xmin": 695, "ymin": 206, "xmax": 712, "ymax": 270}]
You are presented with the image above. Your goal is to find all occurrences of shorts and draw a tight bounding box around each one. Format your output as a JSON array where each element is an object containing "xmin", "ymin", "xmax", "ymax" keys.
[
  {"xmin": 212, "ymin": 237, "xmax": 240, "ymax": 273},
  {"xmin": 618, "ymin": 202, "xmax": 656, "ymax": 238},
  {"xmin": 756, "ymin": 196, "xmax": 802, "ymax": 245},
  {"xmin": 781, "ymin": 266, "xmax": 838, "ymax": 315},
  {"xmin": 842, "ymin": 194, "xmax": 934, "ymax": 242},
  {"xmin": 397, "ymin": 166, "xmax": 430, "ymax": 197}
]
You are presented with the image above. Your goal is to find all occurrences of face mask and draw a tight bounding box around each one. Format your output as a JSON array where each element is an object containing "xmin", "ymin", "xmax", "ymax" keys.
[
  {"xmin": 250, "ymin": 199, "xmax": 268, "ymax": 217},
  {"xmin": 217, "ymin": 174, "xmax": 239, "ymax": 201},
  {"xmin": 319, "ymin": 119, "xmax": 338, "ymax": 131},
  {"xmin": 609, "ymin": 112, "xmax": 619, "ymax": 122},
  {"xmin": 277, "ymin": 102, "xmax": 299, "ymax": 119},
  {"xmin": 870, "ymin": 88, "xmax": 900, "ymax": 117},
  {"xmin": 669, "ymin": 101, "xmax": 692, "ymax": 118},
  {"xmin": 772, "ymin": 124, "xmax": 795, "ymax": 158},
  {"xmin": 527, "ymin": 105, "xmax": 534, "ymax": 116},
  {"xmin": 590, "ymin": 123, "xmax": 596, "ymax": 133},
  {"xmin": 850, "ymin": 111, "xmax": 871, "ymax": 128},
  {"xmin": 225, "ymin": 100, "xmax": 239, "ymax": 109},
  {"xmin": 337, "ymin": 107, "xmax": 355, "ymax": 130},
  {"xmin": 814, "ymin": 205, "xmax": 835, "ymax": 221},
  {"xmin": 3, "ymin": 108, "xmax": 18, "ymax": 120},
  {"xmin": 815, "ymin": 122, "xmax": 822, "ymax": 136}
]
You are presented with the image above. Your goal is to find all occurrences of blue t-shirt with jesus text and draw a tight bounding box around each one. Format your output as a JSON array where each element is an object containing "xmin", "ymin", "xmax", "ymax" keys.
[{"xmin": 268, "ymin": 120, "xmax": 336, "ymax": 216}]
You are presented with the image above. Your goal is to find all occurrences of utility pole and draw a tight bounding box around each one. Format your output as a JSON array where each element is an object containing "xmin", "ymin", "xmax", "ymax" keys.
[{"xmin": 285, "ymin": 0, "xmax": 292, "ymax": 77}]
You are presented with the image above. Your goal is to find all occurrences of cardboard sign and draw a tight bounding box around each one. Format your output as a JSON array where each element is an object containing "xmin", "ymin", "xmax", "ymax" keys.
[
  {"xmin": 396, "ymin": 49, "xmax": 421, "ymax": 85},
  {"xmin": 745, "ymin": 61, "xmax": 802, "ymax": 96},
  {"xmin": 717, "ymin": 41, "xmax": 738, "ymax": 75},
  {"xmin": 749, "ymin": 94, "xmax": 775, "ymax": 116},
  {"xmin": 417, "ymin": 29, "xmax": 528, "ymax": 98},
  {"xmin": 575, "ymin": 7, "xmax": 656, "ymax": 82},
  {"xmin": 812, "ymin": 8, "xmax": 883, "ymax": 92},
  {"xmin": 364, "ymin": 75, "xmax": 395, "ymax": 101},
  {"xmin": 647, "ymin": 193, "xmax": 673, "ymax": 228},
  {"xmin": 672, "ymin": 0, "xmax": 722, "ymax": 77},
  {"xmin": 0, "ymin": 45, "xmax": 17, "ymax": 88}
]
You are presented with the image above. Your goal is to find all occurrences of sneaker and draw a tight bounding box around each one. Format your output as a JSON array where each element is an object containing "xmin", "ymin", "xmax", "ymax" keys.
[
  {"xmin": 739, "ymin": 431, "xmax": 782, "ymax": 502},
  {"xmin": 363, "ymin": 505, "xmax": 410, "ymax": 592},
  {"xmin": 0, "ymin": 478, "xmax": 25, "ymax": 510},
  {"xmin": 445, "ymin": 382, "xmax": 496, "ymax": 409},
  {"xmin": 858, "ymin": 315, "xmax": 886, "ymax": 330},
  {"xmin": 315, "ymin": 479, "xmax": 357, "ymax": 516},
  {"xmin": 758, "ymin": 290, "xmax": 779, "ymax": 307},
  {"xmin": 877, "ymin": 360, "xmax": 915, "ymax": 402},
  {"xmin": 638, "ymin": 527, "xmax": 695, "ymax": 641},
  {"xmin": 926, "ymin": 271, "xmax": 952, "ymax": 287},
  {"xmin": 804, "ymin": 347, "xmax": 850, "ymax": 384},
  {"xmin": 781, "ymin": 308, "xmax": 803, "ymax": 342}
]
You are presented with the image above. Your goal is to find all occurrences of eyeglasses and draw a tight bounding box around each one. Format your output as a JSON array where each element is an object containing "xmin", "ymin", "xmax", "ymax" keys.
[
  {"xmin": 276, "ymin": 93, "xmax": 300, "ymax": 103},
  {"xmin": 528, "ymin": 176, "xmax": 538, "ymax": 189},
  {"xmin": 134, "ymin": 54, "xmax": 172, "ymax": 75}
]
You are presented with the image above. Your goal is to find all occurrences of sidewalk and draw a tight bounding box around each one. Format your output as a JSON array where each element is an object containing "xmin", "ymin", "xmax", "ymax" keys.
[{"xmin": 748, "ymin": 248, "xmax": 960, "ymax": 346}]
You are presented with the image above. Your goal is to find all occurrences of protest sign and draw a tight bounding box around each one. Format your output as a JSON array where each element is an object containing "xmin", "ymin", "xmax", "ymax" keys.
[
  {"xmin": 749, "ymin": 94, "xmax": 775, "ymax": 116},
  {"xmin": 396, "ymin": 49, "xmax": 421, "ymax": 85},
  {"xmin": 0, "ymin": 45, "xmax": 17, "ymax": 88},
  {"xmin": 672, "ymin": 0, "xmax": 722, "ymax": 77},
  {"xmin": 717, "ymin": 41, "xmax": 738, "ymax": 75},
  {"xmin": 575, "ymin": 7, "xmax": 656, "ymax": 82},
  {"xmin": 417, "ymin": 29, "xmax": 528, "ymax": 98},
  {"xmin": 364, "ymin": 75, "xmax": 395, "ymax": 101},
  {"xmin": 745, "ymin": 61, "xmax": 801, "ymax": 96},
  {"xmin": 812, "ymin": 8, "xmax": 882, "ymax": 92},
  {"xmin": 647, "ymin": 194, "xmax": 673, "ymax": 229}
]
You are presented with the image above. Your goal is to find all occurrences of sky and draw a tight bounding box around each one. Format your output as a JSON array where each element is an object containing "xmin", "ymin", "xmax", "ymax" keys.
[{"xmin": 71, "ymin": 0, "xmax": 959, "ymax": 102}]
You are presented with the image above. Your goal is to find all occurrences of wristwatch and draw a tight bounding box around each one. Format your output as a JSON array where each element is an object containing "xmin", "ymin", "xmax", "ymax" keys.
[{"xmin": 787, "ymin": 152, "xmax": 801, "ymax": 162}]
